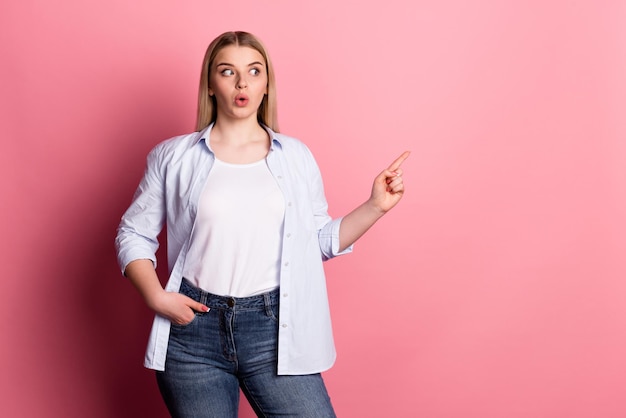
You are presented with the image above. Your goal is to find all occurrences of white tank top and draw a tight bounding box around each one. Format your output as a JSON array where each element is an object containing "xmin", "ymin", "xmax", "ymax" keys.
[{"xmin": 183, "ymin": 158, "xmax": 285, "ymax": 297}]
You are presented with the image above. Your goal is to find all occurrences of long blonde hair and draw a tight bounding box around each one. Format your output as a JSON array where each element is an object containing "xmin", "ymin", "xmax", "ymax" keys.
[{"xmin": 196, "ymin": 31, "xmax": 279, "ymax": 132}]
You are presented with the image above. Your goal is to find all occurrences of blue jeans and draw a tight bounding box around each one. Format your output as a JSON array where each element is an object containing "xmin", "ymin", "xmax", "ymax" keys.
[{"xmin": 156, "ymin": 279, "xmax": 337, "ymax": 418}]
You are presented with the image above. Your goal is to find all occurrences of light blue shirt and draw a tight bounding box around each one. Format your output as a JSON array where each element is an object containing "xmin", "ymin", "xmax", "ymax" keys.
[{"xmin": 116, "ymin": 124, "xmax": 352, "ymax": 374}]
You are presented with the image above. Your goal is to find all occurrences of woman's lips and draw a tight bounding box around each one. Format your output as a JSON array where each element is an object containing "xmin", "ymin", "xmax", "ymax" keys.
[{"xmin": 235, "ymin": 94, "xmax": 249, "ymax": 107}]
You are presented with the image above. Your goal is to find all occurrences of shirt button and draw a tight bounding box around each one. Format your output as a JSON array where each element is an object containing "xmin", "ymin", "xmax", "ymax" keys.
[
  {"xmin": 284, "ymin": 261, "xmax": 289, "ymax": 267},
  {"xmin": 282, "ymin": 324, "xmax": 288, "ymax": 328},
  {"xmin": 286, "ymin": 233, "xmax": 291, "ymax": 238},
  {"xmin": 277, "ymin": 175, "xmax": 283, "ymax": 180},
  {"xmin": 287, "ymin": 202, "xmax": 292, "ymax": 207},
  {"xmin": 283, "ymin": 293, "xmax": 288, "ymax": 297}
]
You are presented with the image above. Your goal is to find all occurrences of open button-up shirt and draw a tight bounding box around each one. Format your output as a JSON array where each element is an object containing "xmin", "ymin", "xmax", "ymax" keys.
[{"xmin": 116, "ymin": 124, "xmax": 352, "ymax": 374}]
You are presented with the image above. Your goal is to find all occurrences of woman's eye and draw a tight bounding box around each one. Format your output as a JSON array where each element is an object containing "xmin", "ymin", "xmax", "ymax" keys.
[
  {"xmin": 250, "ymin": 68, "xmax": 260, "ymax": 76},
  {"xmin": 221, "ymin": 69, "xmax": 234, "ymax": 76}
]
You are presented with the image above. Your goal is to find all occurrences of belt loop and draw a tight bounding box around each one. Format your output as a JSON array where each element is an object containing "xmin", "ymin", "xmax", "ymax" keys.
[{"xmin": 264, "ymin": 292, "xmax": 273, "ymax": 317}]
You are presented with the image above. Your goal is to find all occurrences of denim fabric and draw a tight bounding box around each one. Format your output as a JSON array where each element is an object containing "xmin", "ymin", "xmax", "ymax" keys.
[{"xmin": 156, "ymin": 279, "xmax": 336, "ymax": 418}]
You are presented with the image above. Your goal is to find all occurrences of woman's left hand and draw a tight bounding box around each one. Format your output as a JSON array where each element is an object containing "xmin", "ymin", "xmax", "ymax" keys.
[
  {"xmin": 369, "ymin": 151, "xmax": 410, "ymax": 213},
  {"xmin": 336, "ymin": 150, "xmax": 410, "ymax": 251}
]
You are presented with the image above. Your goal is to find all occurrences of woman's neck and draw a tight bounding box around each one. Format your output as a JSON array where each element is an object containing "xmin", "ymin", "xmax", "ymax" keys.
[
  {"xmin": 211, "ymin": 117, "xmax": 266, "ymax": 145},
  {"xmin": 210, "ymin": 118, "xmax": 270, "ymax": 164}
]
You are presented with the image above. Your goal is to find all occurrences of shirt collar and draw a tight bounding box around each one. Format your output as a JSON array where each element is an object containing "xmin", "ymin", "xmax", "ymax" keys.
[{"xmin": 195, "ymin": 123, "xmax": 282, "ymax": 150}]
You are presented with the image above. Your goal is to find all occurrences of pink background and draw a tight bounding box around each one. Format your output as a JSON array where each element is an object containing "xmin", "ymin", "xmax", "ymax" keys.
[{"xmin": 2, "ymin": 1, "xmax": 625, "ymax": 417}]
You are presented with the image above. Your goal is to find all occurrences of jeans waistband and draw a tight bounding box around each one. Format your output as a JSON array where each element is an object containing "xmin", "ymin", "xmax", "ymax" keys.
[{"xmin": 180, "ymin": 278, "xmax": 279, "ymax": 310}]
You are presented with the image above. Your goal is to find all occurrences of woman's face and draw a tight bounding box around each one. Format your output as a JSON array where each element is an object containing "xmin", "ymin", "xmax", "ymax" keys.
[{"xmin": 208, "ymin": 45, "xmax": 268, "ymax": 124}]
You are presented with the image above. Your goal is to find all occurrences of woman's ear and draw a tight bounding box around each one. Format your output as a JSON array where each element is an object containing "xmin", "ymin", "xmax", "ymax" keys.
[{"xmin": 208, "ymin": 87, "xmax": 214, "ymax": 97}]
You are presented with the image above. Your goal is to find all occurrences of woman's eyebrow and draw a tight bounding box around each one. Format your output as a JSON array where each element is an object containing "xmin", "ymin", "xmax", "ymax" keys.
[{"xmin": 215, "ymin": 61, "xmax": 264, "ymax": 67}]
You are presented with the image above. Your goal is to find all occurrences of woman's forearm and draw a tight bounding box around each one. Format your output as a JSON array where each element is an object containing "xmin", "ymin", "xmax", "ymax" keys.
[
  {"xmin": 338, "ymin": 199, "xmax": 386, "ymax": 252},
  {"xmin": 124, "ymin": 259, "xmax": 165, "ymax": 311}
]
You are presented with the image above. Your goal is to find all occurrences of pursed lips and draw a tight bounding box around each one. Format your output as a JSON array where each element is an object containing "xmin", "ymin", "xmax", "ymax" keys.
[{"xmin": 235, "ymin": 93, "xmax": 249, "ymax": 106}]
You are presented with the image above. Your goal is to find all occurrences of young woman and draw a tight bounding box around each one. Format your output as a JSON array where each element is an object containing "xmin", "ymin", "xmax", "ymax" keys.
[{"xmin": 116, "ymin": 31, "xmax": 409, "ymax": 417}]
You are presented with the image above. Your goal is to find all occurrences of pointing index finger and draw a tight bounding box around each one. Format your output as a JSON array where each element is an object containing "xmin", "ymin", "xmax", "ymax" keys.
[{"xmin": 388, "ymin": 151, "xmax": 411, "ymax": 171}]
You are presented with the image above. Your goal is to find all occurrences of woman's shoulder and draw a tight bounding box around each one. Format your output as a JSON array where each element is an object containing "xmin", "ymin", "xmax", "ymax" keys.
[
  {"xmin": 272, "ymin": 132, "xmax": 314, "ymax": 156},
  {"xmin": 152, "ymin": 130, "xmax": 204, "ymax": 154},
  {"xmin": 144, "ymin": 130, "xmax": 206, "ymax": 166}
]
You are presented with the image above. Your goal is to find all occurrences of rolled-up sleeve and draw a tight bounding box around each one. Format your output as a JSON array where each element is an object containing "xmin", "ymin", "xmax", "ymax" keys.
[
  {"xmin": 318, "ymin": 216, "xmax": 352, "ymax": 260},
  {"xmin": 115, "ymin": 146, "xmax": 166, "ymax": 274},
  {"xmin": 302, "ymin": 147, "xmax": 353, "ymax": 260}
]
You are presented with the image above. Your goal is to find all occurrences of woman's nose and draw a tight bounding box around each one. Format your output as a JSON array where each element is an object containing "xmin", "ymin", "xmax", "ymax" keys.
[{"xmin": 236, "ymin": 76, "xmax": 248, "ymax": 89}]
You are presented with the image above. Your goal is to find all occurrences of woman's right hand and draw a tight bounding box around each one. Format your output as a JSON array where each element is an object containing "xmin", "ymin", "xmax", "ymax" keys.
[
  {"xmin": 124, "ymin": 259, "xmax": 209, "ymax": 325},
  {"xmin": 149, "ymin": 290, "xmax": 210, "ymax": 325}
]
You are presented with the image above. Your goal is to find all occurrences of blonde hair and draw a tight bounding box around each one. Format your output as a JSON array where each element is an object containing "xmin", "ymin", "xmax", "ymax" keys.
[{"xmin": 196, "ymin": 31, "xmax": 279, "ymax": 132}]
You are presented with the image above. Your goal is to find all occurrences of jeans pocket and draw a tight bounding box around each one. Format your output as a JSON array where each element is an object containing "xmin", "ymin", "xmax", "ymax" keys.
[
  {"xmin": 170, "ymin": 312, "xmax": 202, "ymax": 330},
  {"xmin": 266, "ymin": 303, "xmax": 279, "ymax": 323}
]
